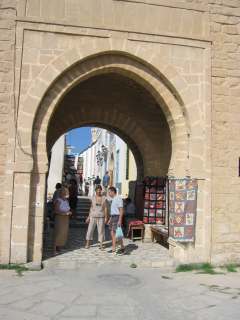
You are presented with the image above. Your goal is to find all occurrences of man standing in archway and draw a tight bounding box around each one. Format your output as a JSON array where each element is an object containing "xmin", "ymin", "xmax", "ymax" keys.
[
  {"xmin": 94, "ymin": 175, "xmax": 101, "ymax": 186},
  {"xmin": 103, "ymin": 171, "xmax": 110, "ymax": 193},
  {"xmin": 108, "ymin": 187, "xmax": 125, "ymax": 254}
]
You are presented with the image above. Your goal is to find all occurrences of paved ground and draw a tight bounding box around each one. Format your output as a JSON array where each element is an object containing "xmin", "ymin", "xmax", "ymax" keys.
[
  {"xmin": 1, "ymin": 264, "xmax": 240, "ymax": 319},
  {"xmin": 2, "ymin": 218, "xmax": 238, "ymax": 319},
  {"xmin": 43, "ymin": 225, "xmax": 174, "ymax": 269},
  {"xmin": 43, "ymin": 196, "xmax": 174, "ymax": 269}
]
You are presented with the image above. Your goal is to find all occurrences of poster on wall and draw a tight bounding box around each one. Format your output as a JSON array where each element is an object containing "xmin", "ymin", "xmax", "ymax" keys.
[{"xmin": 168, "ymin": 179, "xmax": 198, "ymax": 242}]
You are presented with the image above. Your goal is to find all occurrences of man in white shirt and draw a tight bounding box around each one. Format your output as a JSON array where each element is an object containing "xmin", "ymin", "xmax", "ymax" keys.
[{"xmin": 108, "ymin": 186, "xmax": 125, "ymax": 254}]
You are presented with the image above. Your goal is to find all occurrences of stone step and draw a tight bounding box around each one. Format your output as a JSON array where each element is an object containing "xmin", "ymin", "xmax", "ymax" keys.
[
  {"xmin": 69, "ymin": 221, "xmax": 87, "ymax": 227},
  {"xmin": 76, "ymin": 212, "xmax": 90, "ymax": 216},
  {"xmin": 78, "ymin": 203, "xmax": 91, "ymax": 205},
  {"xmin": 77, "ymin": 201, "xmax": 91, "ymax": 204},
  {"xmin": 77, "ymin": 197, "xmax": 91, "ymax": 201},
  {"xmin": 76, "ymin": 204, "xmax": 90, "ymax": 208},
  {"xmin": 76, "ymin": 207, "xmax": 90, "ymax": 211},
  {"xmin": 76, "ymin": 206, "xmax": 91, "ymax": 211},
  {"xmin": 75, "ymin": 216, "xmax": 88, "ymax": 220},
  {"xmin": 76, "ymin": 205, "xmax": 90, "ymax": 209}
]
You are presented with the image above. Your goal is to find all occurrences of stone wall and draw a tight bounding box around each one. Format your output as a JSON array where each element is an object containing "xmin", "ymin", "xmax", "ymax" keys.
[
  {"xmin": 14, "ymin": 0, "xmax": 211, "ymax": 264},
  {"xmin": 209, "ymin": 1, "xmax": 240, "ymax": 264},
  {"xmin": 24, "ymin": 0, "xmax": 208, "ymax": 39},
  {"xmin": 0, "ymin": 0, "xmax": 239, "ymax": 265},
  {"xmin": 0, "ymin": 0, "xmax": 16, "ymax": 262}
]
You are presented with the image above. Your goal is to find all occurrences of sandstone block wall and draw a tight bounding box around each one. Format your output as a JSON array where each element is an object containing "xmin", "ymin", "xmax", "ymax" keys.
[
  {"xmin": 209, "ymin": 1, "xmax": 240, "ymax": 264},
  {"xmin": 0, "ymin": 0, "xmax": 239, "ymax": 265},
  {"xmin": 15, "ymin": 0, "xmax": 211, "ymax": 264},
  {"xmin": 0, "ymin": 0, "xmax": 16, "ymax": 262}
]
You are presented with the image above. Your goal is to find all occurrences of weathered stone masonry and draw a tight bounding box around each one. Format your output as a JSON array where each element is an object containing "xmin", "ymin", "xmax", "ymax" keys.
[
  {"xmin": 210, "ymin": 1, "xmax": 240, "ymax": 264},
  {"xmin": 0, "ymin": 0, "xmax": 239, "ymax": 266},
  {"xmin": 0, "ymin": 0, "xmax": 16, "ymax": 262}
]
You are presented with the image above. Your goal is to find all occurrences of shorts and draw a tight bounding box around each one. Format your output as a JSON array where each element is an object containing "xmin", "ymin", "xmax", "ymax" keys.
[{"xmin": 109, "ymin": 215, "xmax": 120, "ymax": 232}]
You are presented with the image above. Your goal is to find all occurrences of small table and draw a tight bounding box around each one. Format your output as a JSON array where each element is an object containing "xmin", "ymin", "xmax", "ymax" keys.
[
  {"xmin": 150, "ymin": 225, "xmax": 169, "ymax": 249},
  {"xmin": 128, "ymin": 220, "xmax": 145, "ymax": 241}
]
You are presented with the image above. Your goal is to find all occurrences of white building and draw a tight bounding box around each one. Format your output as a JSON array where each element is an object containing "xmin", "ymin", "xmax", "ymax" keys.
[
  {"xmin": 47, "ymin": 135, "xmax": 65, "ymax": 196},
  {"xmin": 80, "ymin": 128, "xmax": 137, "ymax": 197},
  {"xmin": 47, "ymin": 128, "xmax": 137, "ymax": 198}
]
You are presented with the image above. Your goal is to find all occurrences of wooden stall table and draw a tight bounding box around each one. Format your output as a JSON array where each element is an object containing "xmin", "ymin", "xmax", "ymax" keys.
[
  {"xmin": 127, "ymin": 220, "xmax": 145, "ymax": 241},
  {"xmin": 150, "ymin": 225, "xmax": 169, "ymax": 249}
]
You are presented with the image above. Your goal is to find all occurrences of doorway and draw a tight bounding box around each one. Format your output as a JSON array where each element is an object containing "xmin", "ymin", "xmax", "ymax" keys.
[{"xmin": 24, "ymin": 53, "xmax": 189, "ymax": 263}]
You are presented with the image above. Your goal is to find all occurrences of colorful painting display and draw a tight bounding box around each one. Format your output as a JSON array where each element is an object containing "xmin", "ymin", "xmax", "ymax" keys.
[
  {"xmin": 168, "ymin": 179, "xmax": 198, "ymax": 242},
  {"xmin": 143, "ymin": 177, "xmax": 166, "ymax": 224}
]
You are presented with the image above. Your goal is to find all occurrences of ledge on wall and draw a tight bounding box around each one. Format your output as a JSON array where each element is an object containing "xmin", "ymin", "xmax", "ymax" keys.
[{"xmin": 113, "ymin": 0, "xmax": 207, "ymax": 12}]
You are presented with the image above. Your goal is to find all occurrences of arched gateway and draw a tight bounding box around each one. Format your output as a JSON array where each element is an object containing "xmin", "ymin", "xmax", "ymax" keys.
[
  {"xmin": 8, "ymin": 49, "xmax": 210, "ymax": 266},
  {"xmin": 3, "ymin": 0, "xmax": 240, "ymax": 269}
]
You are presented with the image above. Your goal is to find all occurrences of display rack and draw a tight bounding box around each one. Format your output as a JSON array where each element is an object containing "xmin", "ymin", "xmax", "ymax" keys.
[{"xmin": 143, "ymin": 176, "xmax": 167, "ymax": 224}]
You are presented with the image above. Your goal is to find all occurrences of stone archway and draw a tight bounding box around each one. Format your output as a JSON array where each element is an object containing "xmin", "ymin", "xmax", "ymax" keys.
[
  {"xmin": 12, "ymin": 51, "xmax": 191, "ymax": 264},
  {"xmin": 46, "ymin": 71, "xmax": 173, "ymax": 179},
  {"xmin": 32, "ymin": 53, "xmax": 189, "ymax": 175}
]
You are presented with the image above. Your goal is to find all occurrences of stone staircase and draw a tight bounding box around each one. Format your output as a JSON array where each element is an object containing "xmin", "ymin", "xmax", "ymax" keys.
[{"xmin": 70, "ymin": 196, "xmax": 91, "ymax": 227}]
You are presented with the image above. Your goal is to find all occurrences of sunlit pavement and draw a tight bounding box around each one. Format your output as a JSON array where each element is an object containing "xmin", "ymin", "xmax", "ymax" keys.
[
  {"xmin": 1, "ymin": 264, "xmax": 240, "ymax": 319},
  {"xmin": 43, "ymin": 225, "xmax": 174, "ymax": 269},
  {"xmin": 2, "ymin": 215, "xmax": 238, "ymax": 319}
]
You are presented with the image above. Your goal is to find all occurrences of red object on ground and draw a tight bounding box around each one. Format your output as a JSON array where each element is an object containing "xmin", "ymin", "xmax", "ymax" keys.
[{"xmin": 127, "ymin": 219, "xmax": 144, "ymax": 236}]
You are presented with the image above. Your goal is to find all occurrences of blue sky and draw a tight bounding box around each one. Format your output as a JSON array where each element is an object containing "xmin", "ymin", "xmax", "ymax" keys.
[{"xmin": 66, "ymin": 127, "xmax": 92, "ymax": 154}]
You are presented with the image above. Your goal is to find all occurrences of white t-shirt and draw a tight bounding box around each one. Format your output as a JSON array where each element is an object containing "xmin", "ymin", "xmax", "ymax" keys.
[{"xmin": 110, "ymin": 196, "xmax": 123, "ymax": 216}]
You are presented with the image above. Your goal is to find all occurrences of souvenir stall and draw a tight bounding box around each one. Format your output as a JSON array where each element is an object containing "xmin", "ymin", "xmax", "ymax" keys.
[
  {"xmin": 128, "ymin": 176, "xmax": 168, "ymax": 244},
  {"xmin": 143, "ymin": 176, "xmax": 167, "ymax": 225},
  {"xmin": 129, "ymin": 177, "xmax": 198, "ymax": 248},
  {"xmin": 142, "ymin": 176, "xmax": 169, "ymax": 248}
]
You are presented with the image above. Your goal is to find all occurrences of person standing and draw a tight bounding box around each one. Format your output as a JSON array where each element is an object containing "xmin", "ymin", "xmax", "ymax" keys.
[
  {"xmin": 66, "ymin": 172, "xmax": 72, "ymax": 184},
  {"xmin": 53, "ymin": 187, "xmax": 71, "ymax": 254},
  {"xmin": 108, "ymin": 187, "xmax": 125, "ymax": 254},
  {"xmin": 68, "ymin": 179, "xmax": 78, "ymax": 219},
  {"xmin": 123, "ymin": 197, "xmax": 136, "ymax": 229},
  {"xmin": 85, "ymin": 185, "xmax": 108, "ymax": 250},
  {"xmin": 102, "ymin": 171, "xmax": 110, "ymax": 193},
  {"xmin": 49, "ymin": 182, "xmax": 62, "ymax": 222},
  {"xmin": 79, "ymin": 172, "xmax": 83, "ymax": 194},
  {"xmin": 85, "ymin": 180, "xmax": 90, "ymax": 196},
  {"xmin": 75, "ymin": 173, "xmax": 80, "ymax": 193},
  {"xmin": 94, "ymin": 175, "xmax": 101, "ymax": 186},
  {"xmin": 52, "ymin": 183, "xmax": 62, "ymax": 203}
]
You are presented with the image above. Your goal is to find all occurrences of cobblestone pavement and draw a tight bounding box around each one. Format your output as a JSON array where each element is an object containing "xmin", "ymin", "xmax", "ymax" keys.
[
  {"xmin": 43, "ymin": 225, "xmax": 174, "ymax": 269},
  {"xmin": 18, "ymin": 222, "xmax": 238, "ymax": 320},
  {"xmin": 1, "ymin": 264, "xmax": 240, "ymax": 319}
]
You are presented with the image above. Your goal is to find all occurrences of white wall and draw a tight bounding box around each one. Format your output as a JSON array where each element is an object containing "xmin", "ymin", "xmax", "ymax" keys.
[
  {"xmin": 47, "ymin": 135, "xmax": 65, "ymax": 195},
  {"xmin": 115, "ymin": 135, "xmax": 126, "ymax": 188}
]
